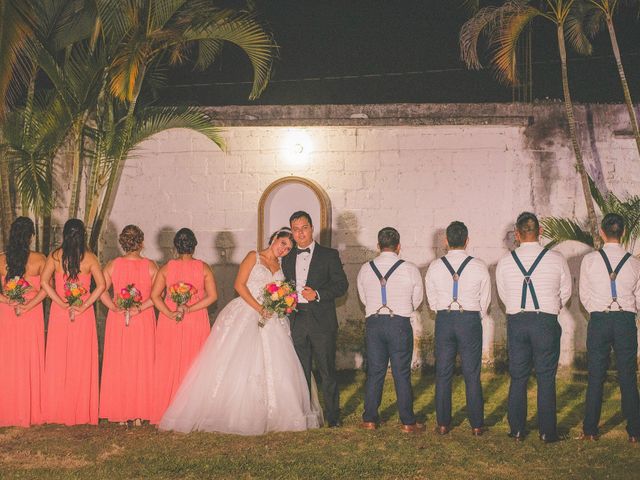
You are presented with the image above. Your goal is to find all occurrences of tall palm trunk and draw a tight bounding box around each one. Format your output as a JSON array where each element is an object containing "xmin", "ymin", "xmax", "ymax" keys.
[
  {"xmin": 605, "ymin": 14, "xmax": 640, "ymax": 158},
  {"xmin": 89, "ymin": 86, "xmax": 141, "ymax": 253},
  {"xmin": 0, "ymin": 127, "xmax": 13, "ymax": 245},
  {"xmin": 69, "ymin": 113, "xmax": 88, "ymax": 218},
  {"xmin": 557, "ymin": 23, "xmax": 600, "ymax": 248}
]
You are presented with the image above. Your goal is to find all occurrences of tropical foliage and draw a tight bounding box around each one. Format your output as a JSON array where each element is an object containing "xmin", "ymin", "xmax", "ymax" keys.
[
  {"xmin": 541, "ymin": 178, "xmax": 640, "ymax": 250},
  {"xmin": 0, "ymin": 0, "xmax": 275, "ymax": 252},
  {"xmin": 459, "ymin": 0, "xmax": 601, "ymax": 247},
  {"xmin": 568, "ymin": 0, "xmax": 640, "ymax": 158}
]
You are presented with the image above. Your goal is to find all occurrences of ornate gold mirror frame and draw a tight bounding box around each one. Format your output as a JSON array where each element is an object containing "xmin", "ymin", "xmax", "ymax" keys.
[{"xmin": 258, "ymin": 176, "xmax": 332, "ymax": 250}]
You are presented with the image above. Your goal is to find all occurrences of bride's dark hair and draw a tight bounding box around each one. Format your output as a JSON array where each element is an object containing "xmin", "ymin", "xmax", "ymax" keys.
[
  {"xmin": 269, "ymin": 227, "xmax": 295, "ymax": 246},
  {"xmin": 5, "ymin": 217, "xmax": 35, "ymax": 281}
]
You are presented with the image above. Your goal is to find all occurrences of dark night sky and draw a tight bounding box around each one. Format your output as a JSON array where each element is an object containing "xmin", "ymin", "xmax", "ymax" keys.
[{"xmin": 163, "ymin": 0, "xmax": 640, "ymax": 106}]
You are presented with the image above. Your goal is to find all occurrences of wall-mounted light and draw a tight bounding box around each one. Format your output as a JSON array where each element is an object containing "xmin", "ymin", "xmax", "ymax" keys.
[{"xmin": 283, "ymin": 129, "xmax": 312, "ymax": 165}]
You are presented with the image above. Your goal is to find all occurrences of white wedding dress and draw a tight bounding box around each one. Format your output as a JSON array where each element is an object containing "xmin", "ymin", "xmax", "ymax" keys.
[{"xmin": 159, "ymin": 252, "xmax": 322, "ymax": 435}]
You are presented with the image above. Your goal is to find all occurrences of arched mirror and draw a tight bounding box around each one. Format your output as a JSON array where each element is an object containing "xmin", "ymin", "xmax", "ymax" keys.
[{"xmin": 258, "ymin": 176, "xmax": 332, "ymax": 249}]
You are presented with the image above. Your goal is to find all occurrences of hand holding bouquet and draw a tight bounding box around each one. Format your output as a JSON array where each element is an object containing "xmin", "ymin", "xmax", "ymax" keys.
[
  {"xmin": 64, "ymin": 281, "xmax": 87, "ymax": 322},
  {"xmin": 169, "ymin": 282, "xmax": 197, "ymax": 321},
  {"xmin": 259, "ymin": 281, "xmax": 298, "ymax": 327},
  {"xmin": 3, "ymin": 276, "xmax": 31, "ymax": 316},
  {"xmin": 116, "ymin": 283, "xmax": 143, "ymax": 326}
]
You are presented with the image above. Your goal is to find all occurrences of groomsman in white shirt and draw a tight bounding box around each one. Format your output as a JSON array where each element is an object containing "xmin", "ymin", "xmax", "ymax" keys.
[
  {"xmin": 496, "ymin": 212, "xmax": 571, "ymax": 443},
  {"xmin": 425, "ymin": 221, "xmax": 491, "ymax": 436},
  {"xmin": 357, "ymin": 227, "xmax": 425, "ymax": 433},
  {"xmin": 579, "ymin": 213, "xmax": 640, "ymax": 443}
]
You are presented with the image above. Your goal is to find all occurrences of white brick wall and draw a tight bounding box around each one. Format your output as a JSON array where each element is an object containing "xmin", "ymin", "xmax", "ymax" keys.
[{"xmin": 104, "ymin": 108, "xmax": 640, "ymax": 368}]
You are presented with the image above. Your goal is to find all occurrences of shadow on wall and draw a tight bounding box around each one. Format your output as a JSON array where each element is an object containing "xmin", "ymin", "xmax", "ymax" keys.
[
  {"xmin": 210, "ymin": 231, "xmax": 240, "ymax": 320},
  {"xmin": 333, "ymin": 211, "xmax": 376, "ymax": 370}
]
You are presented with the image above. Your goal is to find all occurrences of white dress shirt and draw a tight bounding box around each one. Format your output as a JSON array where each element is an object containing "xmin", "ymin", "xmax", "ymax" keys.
[
  {"xmin": 425, "ymin": 250, "xmax": 491, "ymax": 315},
  {"xmin": 357, "ymin": 251, "xmax": 424, "ymax": 317},
  {"xmin": 579, "ymin": 243, "xmax": 640, "ymax": 313},
  {"xmin": 496, "ymin": 242, "xmax": 572, "ymax": 315},
  {"xmin": 295, "ymin": 241, "xmax": 316, "ymax": 303}
]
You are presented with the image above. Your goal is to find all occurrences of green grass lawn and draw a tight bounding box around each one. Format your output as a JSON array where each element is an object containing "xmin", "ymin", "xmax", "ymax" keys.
[{"xmin": 1, "ymin": 371, "xmax": 638, "ymax": 479}]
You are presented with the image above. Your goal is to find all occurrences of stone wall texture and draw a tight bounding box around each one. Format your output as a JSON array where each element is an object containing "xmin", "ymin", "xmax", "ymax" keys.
[{"xmin": 101, "ymin": 103, "xmax": 640, "ymax": 368}]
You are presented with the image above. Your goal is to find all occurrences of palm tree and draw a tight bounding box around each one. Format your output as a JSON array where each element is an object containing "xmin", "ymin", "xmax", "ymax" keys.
[
  {"xmin": 83, "ymin": 0, "xmax": 274, "ymax": 251},
  {"xmin": 85, "ymin": 105, "xmax": 225, "ymax": 251},
  {"xmin": 542, "ymin": 177, "xmax": 640, "ymax": 250},
  {"xmin": 569, "ymin": 0, "xmax": 640, "ymax": 157},
  {"xmin": 460, "ymin": 0, "xmax": 601, "ymax": 247},
  {"xmin": 1, "ymin": 0, "xmax": 275, "ymax": 252},
  {"xmin": 0, "ymin": 0, "xmax": 33, "ymax": 244}
]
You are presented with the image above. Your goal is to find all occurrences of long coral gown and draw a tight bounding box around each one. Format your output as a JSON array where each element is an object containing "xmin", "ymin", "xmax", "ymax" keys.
[
  {"xmin": 99, "ymin": 257, "xmax": 156, "ymax": 422},
  {"xmin": 0, "ymin": 275, "xmax": 45, "ymax": 427},
  {"xmin": 151, "ymin": 258, "xmax": 210, "ymax": 424},
  {"xmin": 42, "ymin": 272, "xmax": 99, "ymax": 425}
]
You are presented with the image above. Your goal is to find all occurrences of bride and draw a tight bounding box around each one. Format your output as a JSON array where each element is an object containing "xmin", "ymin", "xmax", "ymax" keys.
[{"xmin": 159, "ymin": 228, "xmax": 322, "ymax": 435}]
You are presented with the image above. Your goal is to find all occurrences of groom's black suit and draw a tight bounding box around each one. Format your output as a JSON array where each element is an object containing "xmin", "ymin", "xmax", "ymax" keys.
[{"xmin": 282, "ymin": 243, "xmax": 348, "ymax": 426}]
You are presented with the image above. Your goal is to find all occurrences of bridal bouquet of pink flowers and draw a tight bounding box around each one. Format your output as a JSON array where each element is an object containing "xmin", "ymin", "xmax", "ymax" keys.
[
  {"xmin": 259, "ymin": 281, "xmax": 298, "ymax": 327},
  {"xmin": 169, "ymin": 282, "xmax": 197, "ymax": 321},
  {"xmin": 116, "ymin": 283, "xmax": 143, "ymax": 326},
  {"xmin": 3, "ymin": 276, "xmax": 31, "ymax": 316}
]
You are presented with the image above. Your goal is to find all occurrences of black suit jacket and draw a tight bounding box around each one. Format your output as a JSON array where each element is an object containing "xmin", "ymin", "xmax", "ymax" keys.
[{"xmin": 282, "ymin": 243, "xmax": 349, "ymax": 333}]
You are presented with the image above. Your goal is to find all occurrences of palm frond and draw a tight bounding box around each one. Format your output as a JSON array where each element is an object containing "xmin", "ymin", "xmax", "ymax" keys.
[
  {"xmin": 0, "ymin": 0, "xmax": 32, "ymax": 117},
  {"xmin": 491, "ymin": 3, "xmax": 540, "ymax": 85},
  {"xmin": 113, "ymin": 106, "xmax": 225, "ymax": 161},
  {"xmin": 109, "ymin": 40, "xmax": 150, "ymax": 100},
  {"xmin": 459, "ymin": 5, "xmax": 500, "ymax": 70},
  {"xmin": 565, "ymin": 9, "xmax": 593, "ymax": 55},
  {"xmin": 194, "ymin": 38, "xmax": 223, "ymax": 70},
  {"xmin": 541, "ymin": 216, "xmax": 594, "ymax": 248},
  {"xmin": 149, "ymin": 0, "xmax": 186, "ymax": 32},
  {"xmin": 185, "ymin": 11, "xmax": 275, "ymax": 99}
]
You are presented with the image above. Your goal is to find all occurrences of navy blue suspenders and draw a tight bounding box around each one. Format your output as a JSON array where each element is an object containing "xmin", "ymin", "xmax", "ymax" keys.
[
  {"xmin": 440, "ymin": 256, "xmax": 473, "ymax": 312},
  {"xmin": 369, "ymin": 259, "xmax": 405, "ymax": 317},
  {"xmin": 598, "ymin": 250, "xmax": 632, "ymax": 312},
  {"xmin": 511, "ymin": 248, "xmax": 549, "ymax": 312}
]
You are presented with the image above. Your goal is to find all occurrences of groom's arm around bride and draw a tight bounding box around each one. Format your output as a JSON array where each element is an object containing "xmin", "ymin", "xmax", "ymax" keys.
[{"xmin": 282, "ymin": 211, "xmax": 349, "ymax": 427}]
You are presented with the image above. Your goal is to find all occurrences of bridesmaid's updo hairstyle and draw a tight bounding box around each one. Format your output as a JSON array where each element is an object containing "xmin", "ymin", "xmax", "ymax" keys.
[
  {"xmin": 119, "ymin": 225, "xmax": 144, "ymax": 253},
  {"xmin": 5, "ymin": 216, "xmax": 35, "ymax": 281},
  {"xmin": 269, "ymin": 227, "xmax": 295, "ymax": 247},
  {"xmin": 174, "ymin": 228, "xmax": 197, "ymax": 255},
  {"xmin": 61, "ymin": 218, "xmax": 86, "ymax": 280}
]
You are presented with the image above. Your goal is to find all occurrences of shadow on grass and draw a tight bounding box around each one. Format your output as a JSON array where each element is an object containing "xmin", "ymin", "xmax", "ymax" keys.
[
  {"xmin": 483, "ymin": 374, "xmax": 510, "ymax": 427},
  {"xmin": 338, "ymin": 370, "xmax": 365, "ymax": 419}
]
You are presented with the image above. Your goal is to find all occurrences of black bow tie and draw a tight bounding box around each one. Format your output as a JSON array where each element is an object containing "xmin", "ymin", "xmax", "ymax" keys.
[{"xmin": 297, "ymin": 248, "xmax": 311, "ymax": 255}]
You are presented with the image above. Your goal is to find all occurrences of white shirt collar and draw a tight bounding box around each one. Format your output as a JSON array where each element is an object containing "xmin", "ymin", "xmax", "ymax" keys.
[
  {"xmin": 446, "ymin": 249, "xmax": 468, "ymax": 256},
  {"xmin": 379, "ymin": 251, "xmax": 399, "ymax": 259},
  {"xmin": 603, "ymin": 242, "xmax": 623, "ymax": 249}
]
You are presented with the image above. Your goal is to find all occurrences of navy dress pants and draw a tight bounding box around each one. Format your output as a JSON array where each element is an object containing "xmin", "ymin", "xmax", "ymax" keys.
[
  {"xmin": 507, "ymin": 312, "xmax": 561, "ymax": 437},
  {"xmin": 363, "ymin": 314, "xmax": 416, "ymax": 425},
  {"xmin": 583, "ymin": 311, "xmax": 640, "ymax": 437},
  {"xmin": 435, "ymin": 310, "xmax": 484, "ymax": 429}
]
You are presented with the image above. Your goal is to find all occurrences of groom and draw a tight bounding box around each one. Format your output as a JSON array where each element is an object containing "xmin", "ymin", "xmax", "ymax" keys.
[{"xmin": 283, "ymin": 211, "xmax": 349, "ymax": 427}]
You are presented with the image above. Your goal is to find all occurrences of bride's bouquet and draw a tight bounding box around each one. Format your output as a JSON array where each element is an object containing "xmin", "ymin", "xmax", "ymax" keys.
[{"xmin": 259, "ymin": 281, "xmax": 298, "ymax": 327}]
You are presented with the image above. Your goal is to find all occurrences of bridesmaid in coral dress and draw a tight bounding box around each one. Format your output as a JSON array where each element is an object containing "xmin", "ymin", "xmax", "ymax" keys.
[
  {"xmin": 0, "ymin": 217, "xmax": 47, "ymax": 427},
  {"xmin": 41, "ymin": 219, "xmax": 105, "ymax": 425},
  {"xmin": 150, "ymin": 228, "xmax": 217, "ymax": 424},
  {"xmin": 99, "ymin": 225, "xmax": 158, "ymax": 425}
]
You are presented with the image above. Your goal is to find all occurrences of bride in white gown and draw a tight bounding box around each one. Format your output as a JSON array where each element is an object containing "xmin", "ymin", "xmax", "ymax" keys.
[{"xmin": 159, "ymin": 228, "xmax": 322, "ymax": 435}]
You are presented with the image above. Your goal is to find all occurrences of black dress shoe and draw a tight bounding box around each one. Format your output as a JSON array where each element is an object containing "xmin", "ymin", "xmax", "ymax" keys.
[
  {"xmin": 539, "ymin": 433, "xmax": 561, "ymax": 443},
  {"xmin": 508, "ymin": 431, "xmax": 526, "ymax": 441}
]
